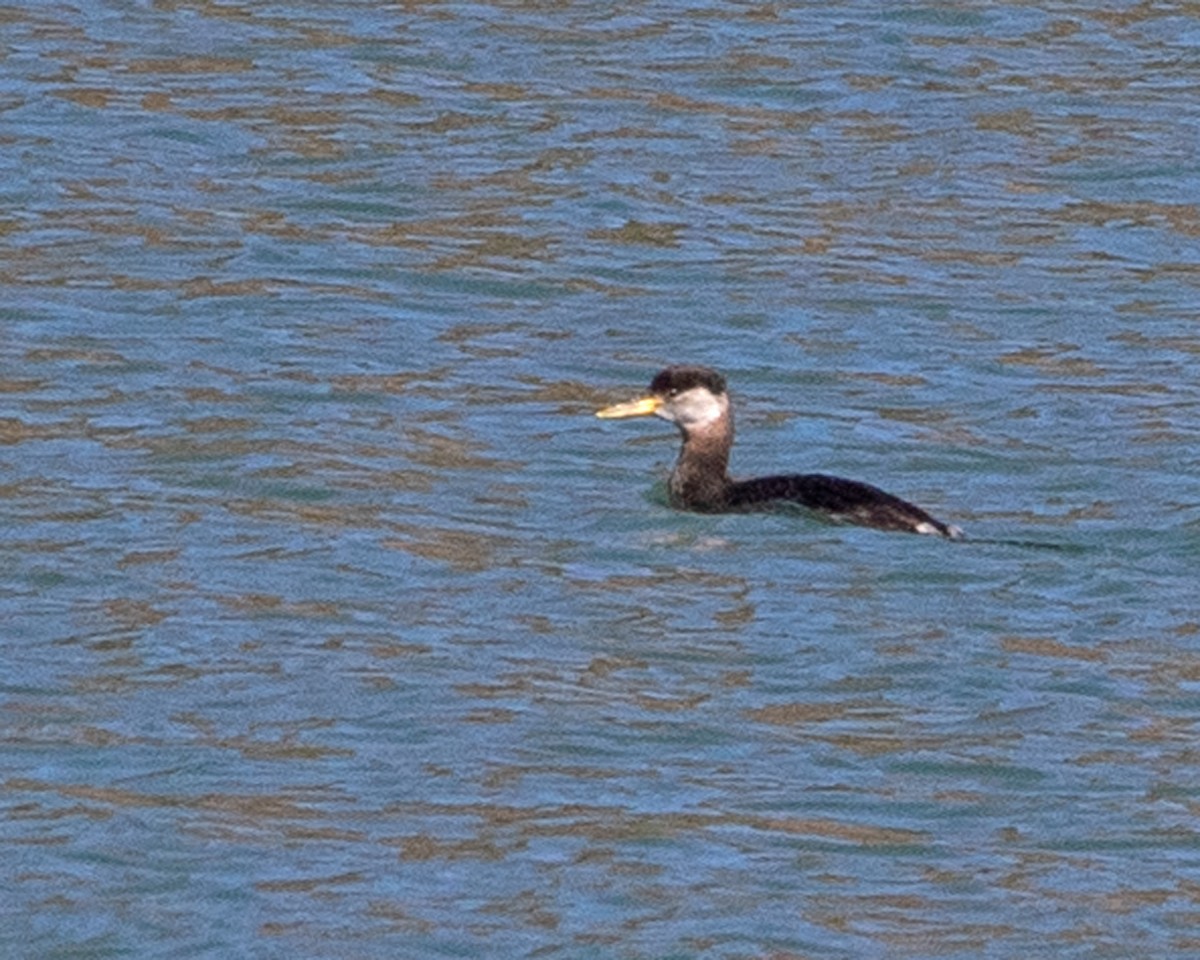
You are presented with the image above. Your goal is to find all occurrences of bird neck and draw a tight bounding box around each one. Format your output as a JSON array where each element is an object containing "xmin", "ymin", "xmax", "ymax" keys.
[{"xmin": 669, "ymin": 419, "xmax": 733, "ymax": 509}]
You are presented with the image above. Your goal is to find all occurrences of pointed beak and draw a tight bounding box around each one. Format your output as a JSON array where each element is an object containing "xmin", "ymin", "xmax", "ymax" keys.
[{"xmin": 595, "ymin": 395, "xmax": 662, "ymax": 419}]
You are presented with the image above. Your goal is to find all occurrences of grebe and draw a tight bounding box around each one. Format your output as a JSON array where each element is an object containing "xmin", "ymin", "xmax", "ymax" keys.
[{"xmin": 597, "ymin": 365, "xmax": 961, "ymax": 538}]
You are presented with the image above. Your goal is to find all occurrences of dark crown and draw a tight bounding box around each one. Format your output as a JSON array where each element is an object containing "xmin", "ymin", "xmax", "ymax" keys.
[{"xmin": 649, "ymin": 365, "xmax": 727, "ymax": 398}]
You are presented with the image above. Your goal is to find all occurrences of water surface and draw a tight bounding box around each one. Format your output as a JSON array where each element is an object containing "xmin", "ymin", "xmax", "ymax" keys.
[{"xmin": 3, "ymin": 2, "xmax": 1200, "ymax": 957}]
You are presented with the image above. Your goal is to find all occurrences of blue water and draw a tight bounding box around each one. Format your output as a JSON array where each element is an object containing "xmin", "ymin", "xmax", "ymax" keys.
[{"xmin": 3, "ymin": 2, "xmax": 1200, "ymax": 957}]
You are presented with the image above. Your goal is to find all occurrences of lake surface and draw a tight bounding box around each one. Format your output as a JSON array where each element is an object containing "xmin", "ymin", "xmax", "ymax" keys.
[{"xmin": 3, "ymin": 2, "xmax": 1200, "ymax": 957}]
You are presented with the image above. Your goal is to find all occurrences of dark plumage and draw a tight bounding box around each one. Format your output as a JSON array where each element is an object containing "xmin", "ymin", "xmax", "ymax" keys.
[
  {"xmin": 597, "ymin": 364, "xmax": 961, "ymax": 538},
  {"xmin": 649, "ymin": 365, "xmax": 726, "ymax": 398}
]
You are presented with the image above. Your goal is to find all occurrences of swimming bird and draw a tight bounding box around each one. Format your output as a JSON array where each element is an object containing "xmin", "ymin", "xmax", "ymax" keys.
[{"xmin": 596, "ymin": 365, "xmax": 961, "ymax": 537}]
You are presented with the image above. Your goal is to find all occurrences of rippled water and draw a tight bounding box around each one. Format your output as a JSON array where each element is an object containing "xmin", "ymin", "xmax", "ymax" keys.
[{"xmin": 4, "ymin": 2, "xmax": 1200, "ymax": 957}]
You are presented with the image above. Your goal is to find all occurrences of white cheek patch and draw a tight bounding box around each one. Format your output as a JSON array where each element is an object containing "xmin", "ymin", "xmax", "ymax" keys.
[{"xmin": 660, "ymin": 388, "xmax": 725, "ymax": 428}]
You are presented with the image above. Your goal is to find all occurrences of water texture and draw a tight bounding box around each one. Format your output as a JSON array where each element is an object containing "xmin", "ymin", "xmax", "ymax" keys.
[{"xmin": 2, "ymin": 2, "xmax": 1199, "ymax": 957}]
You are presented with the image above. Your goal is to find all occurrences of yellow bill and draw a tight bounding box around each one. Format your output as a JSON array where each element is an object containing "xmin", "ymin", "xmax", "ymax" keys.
[{"xmin": 596, "ymin": 395, "xmax": 662, "ymax": 419}]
